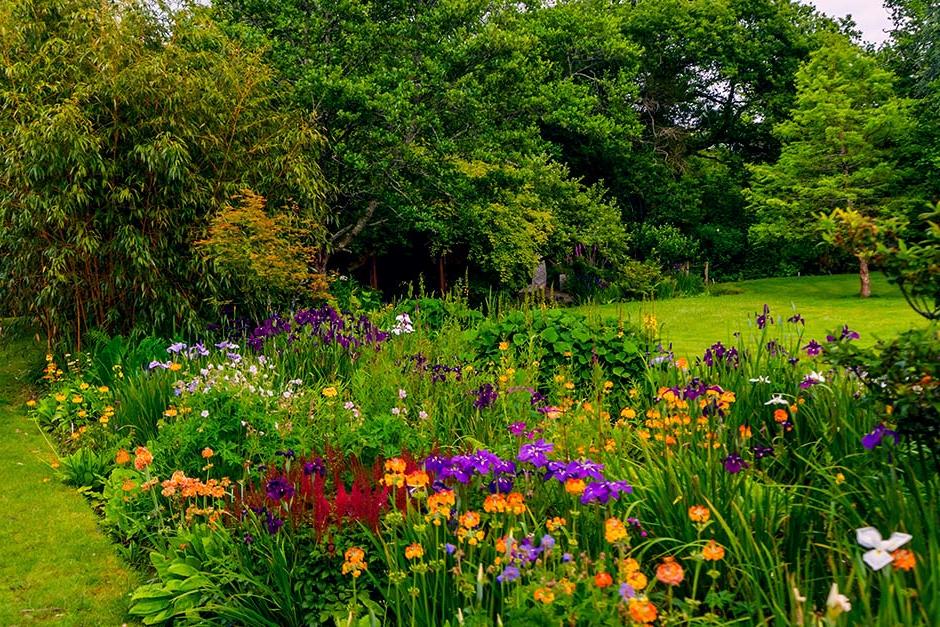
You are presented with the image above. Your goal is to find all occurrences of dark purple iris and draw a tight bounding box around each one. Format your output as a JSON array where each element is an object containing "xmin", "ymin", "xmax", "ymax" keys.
[
  {"xmin": 473, "ymin": 383, "xmax": 498, "ymax": 409},
  {"xmin": 276, "ymin": 449, "xmax": 296, "ymax": 460},
  {"xmin": 756, "ymin": 304, "xmax": 773, "ymax": 329},
  {"xmin": 488, "ymin": 476, "xmax": 514, "ymax": 494},
  {"xmin": 265, "ymin": 510, "xmax": 284, "ymax": 535},
  {"xmin": 508, "ymin": 421, "xmax": 527, "ymax": 436},
  {"xmin": 243, "ymin": 532, "xmax": 255, "ymax": 544},
  {"xmin": 723, "ymin": 453, "xmax": 749, "ymax": 474},
  {"xmin": 861, "ymin": 424, "xmax": 899, "ymax": 450},
  {"xmin": 751, "ymin": 445, "xmax": 774, "ymax": 460},
  {"xmin": 787, "ymin": 313, "xmax": 805, "ymax": 325},
  {"xmin": 303, "ymin": 457, "xmax": 326, "ymax": 476},
  {"xmin": 803, "ymin": 339, "xmax": 823, "ymax": 357},
  {"xmin": 265, "ymin": 476, "xmax": 295, "ymax": 501}
]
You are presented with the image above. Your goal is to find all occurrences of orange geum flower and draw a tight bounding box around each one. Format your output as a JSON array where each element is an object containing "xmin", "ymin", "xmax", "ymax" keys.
[
  {"xmin": 605, "ymin": 517, "xmax": 628, "ymax": 544},
  {"xmin": 385, "ymin": 458, "xmax": 407, "ymax": 474},
  {"xmin": 134, "ymin": 446, "xmax": 153, "ymax": 470},
  {"xmin": 533, "ymin": 587, "xmax": 555, "ymax": 604},
  {"xmin": 406, "ymin": 470, "xmax": 429, "ymax": 489},
  {"xmin": 506, "ymin": 492, "xmax": 526, "ymax": 515},
  {"xmin": 656, "ymin": 557, "xmax": 684, "ymax": 586},
  {"xmin": 774, "ymin": 408, "xmax": 789, "ymax": 423},
  {"xmin": 594, "ymin": 572, "xmax": 613, "ymax": 588},
  {"xmin": 546, "ymin": 516, "xmax": 566, "ymax": 532},
  {"xmin": 739, "ymin": 425, "xmax": 752, "ymax": 439},
  {"xmin": 628, "ymin": 597, "xmax": 658, "ymax": 624},
  {"xmin": 121, "ymin": 479, "xmax": 137, "ymax": 492},
  {"xmin": 484, "ymin": 493, "xmax": 506, "ymax": 513},
  {"xmin": 626, "ymin": 570, "xmax": 648, "ymax": 591},
  {"xmin": 115, "ymin": 449, "xmax": 131, "ymax": 465},
  {"xmin": 201, "ymin": 447, "xmax": 214, "ymax": 459},
  {"xmin": 565, "ymin": 478, "xmax": 586, "ymax": 495},
  {"xmin": 892, "ymin": 549, "xmax": 916, "ymax": 571},
  {"xmin": 459, "ymin": 511, "xmax": 481, "ymax": 528},
  {"xmin": 688, "ymin": 505, "xmax": 710, "ymax": 523},
  {"xmin": 405, "ymin": 543, "xmax": 424, "ymax": 560},
  {"xmin": 702, "ymin": 540, "xmax": 726, "ymax": 561}
]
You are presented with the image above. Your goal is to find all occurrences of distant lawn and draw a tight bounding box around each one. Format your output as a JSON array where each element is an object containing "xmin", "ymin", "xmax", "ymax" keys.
[{"xmin": 581, "ymin": 274, "xmax": 926, "ymax": 359}]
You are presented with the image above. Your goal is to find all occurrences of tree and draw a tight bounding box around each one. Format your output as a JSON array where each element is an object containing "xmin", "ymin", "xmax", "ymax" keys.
[
  {"xmin": 746, "ymin": 34, "xmax": 916, "ymax": 290},
  {"xmin": 216, "ymin": 0, "xmax": 635, "ymax": 293},
  {"xmin": 0, "ymin": 0, "xmax": 326, "ymax": 342}
]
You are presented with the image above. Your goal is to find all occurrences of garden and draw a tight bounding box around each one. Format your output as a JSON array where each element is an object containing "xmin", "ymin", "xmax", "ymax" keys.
[{"xmin": 1, "ymin": 0, "xmax": 939, "ymax": 625}]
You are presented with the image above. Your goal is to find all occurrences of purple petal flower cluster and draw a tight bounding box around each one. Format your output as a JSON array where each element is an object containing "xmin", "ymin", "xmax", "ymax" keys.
[
  {"xmin": 827, "ymin": 325, "xmax": 861, "ymax": 343},
  {"xmin": 265, "ymin": 476, "xmax": 295, "ymax": 501},
  {"xmin": 751, "ymin": 444, "xmax": 774, "ymax": 460},
  {"xmin": 723, "ymin": 452, "xmax": 749, "ymax": 474},
  {"xmin": 756, "ymin": 304, "xmax": 773, "ymax": 330},
  {"xmin": 404, "ymin": 354, "xmax": 464, "ymax": 382},
  {"xmin": 303, "ymin": 457, "xmax": 327, "ymax": 477},
  {"xmin": 861, "ymin": 424, "xmax": 899, "ymax": 450},
  {"xmin": 787, "ymin": 313, "xmax": 805, "ymax": 325},
  {"xmin": 265, "ymin": 510, "xmax": 284, "ymax": 535},
  {"xmin": 425, "ymin": 450, "xmax": 514, "ymax": 484},
  {"xmin": 496, "ymin": 565, "xmax": 520, "ymax": 583},
  {"xmin": 580, "ymin": 480, "xmax": 633, "ymax": 505},
  {"xmin": 517, "ymin": 439, "xmax": 554, "ymax": 468},
  {"xmin": 803, "ymin": 339, "xmax": 823, "ymax": 357},
  {"xmin": 703, "ymin": 342, "xmax": 739, "ymax": 368},
  {"xmin": 473, "ymin": 383, "xmax": 498, "ymax": 409}
]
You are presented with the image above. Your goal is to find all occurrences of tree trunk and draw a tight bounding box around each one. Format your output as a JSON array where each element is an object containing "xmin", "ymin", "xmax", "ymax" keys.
[{"xmin": 858, "ymin": 256, "xmax": 871, "ymax": 298}]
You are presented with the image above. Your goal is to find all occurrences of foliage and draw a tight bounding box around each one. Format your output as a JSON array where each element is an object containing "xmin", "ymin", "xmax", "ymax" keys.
[
  {"xmin": 746, "ymin": 34, "xmax": 917, "ymax": 277},
  {"xmin": 877, "ymin": 203, "xmax": 940, "ymax": 319},
  {"xmin": 197, "ymin": 190, "xmax": 330, "ymax": 308},
  {"xmin": 0, "ymin": 0, "xmax": 326, "ymax": 343}
]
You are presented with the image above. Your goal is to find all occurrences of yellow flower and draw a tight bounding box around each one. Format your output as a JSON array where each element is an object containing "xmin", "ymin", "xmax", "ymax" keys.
[
  {"xmin": 498, "ymin": 341, "xmax": 509, "ymax": 351},
  {"xmin": 168, "ymin": 362, "xmax": 182, "ymax": 372},
  {"xmin": 533, "ymin": 587, "xmax": 555, "ymax": 604},
  {"xmin": 98, "ymin": 386, "xmax": 109, "ymax": 393},
  {"xmin": 626, "ymin": 570, "xmax": 648, "ymax": 590},
  {"xmin": 79, "ymin": 382, "xmax": 89, "ymax": 390},
  {"xmin": 620, "ymin": 407, "xmax": 636, "ymax": 419},
  {"xmin": 322, "ymin": 386, "xmax": 338, "ymax": 398},
  {"xmin": 835, "ymin": 472, "xmax": 845, "ymax": 485},
  {"xmin": 405, "ymin": 543, "xmax": 424, "ymax": 560},
  {"xmin": 164, "ymin": 407, "xmax": 178, "ymax": 417},
  {"xmin": 26, "ymin": 399, "xmax": 37, "ymax": 407},
  {"xmin": 98, "ymin": 415, "xmax": 109, "ymax": 425},
  {"xmin": 71, "ymin": 395, "xmax": 83, "ymax": 404},
  {"xmin": 605, "ymin": 518, "xmax": 628, "ymax": 544}
]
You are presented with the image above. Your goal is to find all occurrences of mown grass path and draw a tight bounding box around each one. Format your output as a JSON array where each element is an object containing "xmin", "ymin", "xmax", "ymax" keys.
[
  {"xmin": 0, "ymin": 335, "xmax": 136, "ymax": 626},
  {"xmin": 586, "ymin": 273, "xmax": 925, "ymax": 358}
]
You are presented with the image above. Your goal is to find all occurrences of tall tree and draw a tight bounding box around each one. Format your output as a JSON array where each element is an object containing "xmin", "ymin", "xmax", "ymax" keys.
[
  {"xmin": 746, "ymin": 34, "xmax": 916, "ymax": 293},
  {"xmin": 0, "ymin": 0, "xmax": 326, "ymax": 341}
]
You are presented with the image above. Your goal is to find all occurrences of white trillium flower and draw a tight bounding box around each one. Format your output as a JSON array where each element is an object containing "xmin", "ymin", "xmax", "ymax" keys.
[
  {"xmin": 826, "ymin": 583, "xmax": 851, "ymax": 618},
  {"xmin": 764, "ymin": 394, "xmax": 790, "ymax": 406},
  {"xmin": 856, "ymin": 527, "xmax": 912, "ymax": 570}
]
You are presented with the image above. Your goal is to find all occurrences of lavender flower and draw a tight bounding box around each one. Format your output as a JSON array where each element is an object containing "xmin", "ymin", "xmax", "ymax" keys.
[{"xmin": 497, "ymin": 565, "xmax": 520, "ymax": 583}]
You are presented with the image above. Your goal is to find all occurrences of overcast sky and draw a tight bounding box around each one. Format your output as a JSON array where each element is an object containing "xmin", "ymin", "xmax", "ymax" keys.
[{"xmin": 803, "ymin": 1, "xmax": 893, "ymax": 44}]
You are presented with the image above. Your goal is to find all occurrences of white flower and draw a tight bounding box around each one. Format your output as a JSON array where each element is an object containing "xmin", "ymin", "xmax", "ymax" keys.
[
  {"xmin": 391, "ymin": 407, "xmax": 401, "ymax": 416},
  {"xmin": 200, "ymin": 410, "xmax": 209, "ymax": 418},
  {"xmin": 826, "ymin": 582, "xmax": 851, "ymax": 618},
  {"xmin": 764, "ymin": 394, "xmax": 790, "ymax": 406},
  {"xmin": 856, "ymin": 527, "xmax": 912, "ymax": 570},
  {"xmin": 749, "ymin": 376, "xmax": 771, "ymax": 384},
  {"xmin": 418, "ymin": 410, "xmax": 428, "ymax": 420},
  {"xmin": 344, "ymin": 401, "xmax": 356, "ymax": 410},
  {"xmin": 806, "ymin": 371, "xmax": 826, "ymax": 384}
]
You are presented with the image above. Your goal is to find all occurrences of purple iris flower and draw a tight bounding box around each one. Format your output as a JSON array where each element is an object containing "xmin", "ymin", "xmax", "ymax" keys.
[
  {"xmin": 565, "ymin": 459, "xmax": 605, "ymax": 481},
  {"xmin": 756, "ymin": 304, "xmax": 772, "ymax": 329},
  {"xmin": 265, "ymin": 511, "xmax": 284, "ymax": 535},
  {"xmin": 840, "ymin": 325, "xmax": 860, "ymax": 341},
  {"xmin": 265, "ymin": 476, "xmax": 295, "ymax": 501},
  {"xmin": 243, "ymin": 532, "xmax": 255, "ymax": 544},
  {"xmin": 276, "ymin": 449, "xmax": 296, "ymax": 460},
  {"xmin": 423, "ymin": 454, "xmax": 448, "ymax": 474},
  {"xmin": 580, "ymin": 480, "xmax": 633, "ymax": 505},
  {"xmin": 751, "ymin": 445, "xmax": 774, "ymax": 460},
  {"xmin": 167, "ymin": 342, "xmax": 187, "ymax": 354},
  {"xmin": 803, "ymin": 339, "xmax": 823, "ymax": 357},
  {"xmin": 861, "ymin": 424, "xmax": 899, "ymax": 450},
  {"xmin": 303, "ymin": 458, "xmax": 326, "ymax": 476},
  {"xmin": 544, "ymin": 460, "xmax": 570, "ymax": 482},
  {"xmin": 562, "ymin": 553, "xmax": 573, "ymax": 562},
  {"xmin": 517, "ymin": 439, "xmax": 555, "ymax": 468},
  {"xmin": 787, "ymin": 313, "xmax": 805, "ymax": 325},
  {"xmin": 473, "ymin": 383, "xmax": 498, "ymax": 409},
  {"xmin": 723, "ymin": 453, "xmax": 749, "ymax": 474},
  {"xmin": 508, "ymin": 421, "xmax": 527, "ymax": 436}
]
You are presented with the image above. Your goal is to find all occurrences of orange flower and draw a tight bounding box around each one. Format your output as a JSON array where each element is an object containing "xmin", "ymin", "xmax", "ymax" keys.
[
  {"xmin": 892, "ymin": 549, "xmax": 916, "ymax": 571},
  {"xmin": 405, "ymin": 543, "xmax": 424, "ymax": 560},
  {"xmin": 459, "ymin": 511, "xmax": 481, "ymax": 528},
  {"xmin": 676, "ymin": 357, "xmax": 689, "ymax": 370},
  {"xmin": 628, "ymin": 597, "xmax": 658, "ymax": 624},
  {"xmin": 688, "ymin": 504, "xmax": 710, "ymax": 523},
  {"xmin": 655, "ymin": 556, "xmax": 684, "ymax": 586},
  {"xmin": 506, "ymin": 492, "xmax": 526, "ymax": 515},
  {"xmin": 134, "ymin": 446, "xmax": 153, "ymax": 470},
  {"xmin": 115, "ymin": 449, "xmax": 131, "ymax": 465},
  {"xmin": 201, "ymin": 447, "xmax": 214, "ymax": 459},
  {"xmin": 384, "ymin": 458, "xmax": 407, "ymax": 474},
  {"xmin": 605, "ymin": 518, "xmax": 628, "ymax": 544},
  {"xmin": 406, "ymin": 470, "xmax": 429, "ymax": 488},
  {"xmin": 121, "ymin": 479, "xmax": 137, "ymax": 492},
  {"xmin": 546, "ymin": 516, "xmax": 566, "ymax": 532},
  {"xmin": 594, "ymin": 572, "xmax": 613, "ymax": 588},
  {"xmin": 533, "ymin": 587, "xmax": 555, "ymax": 604},
  {"xmin": 702, "ymin": 539, "xmax": 725, "ymax": 561},
  {"xmin": 739, "ymin": 425, "xmax": 752, "ymax": 439},
  {"xmin": 774, "ymin": 408, "xmax": 788, "ymax": 423},
  {"xmin": 626, "ymin": 570, "xmax": 648, "ymax": 591},
  {"xmin": 342, "ymin": 547, "xmax": 367, "ymax": 578},
  {"xmin": 565, "ymin": 478, "xmax": 586, "ymax": 495}
]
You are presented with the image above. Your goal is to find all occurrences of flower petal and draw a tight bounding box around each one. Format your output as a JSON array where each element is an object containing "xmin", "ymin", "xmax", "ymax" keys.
[
  {"xmin": 856, "ymin": 527, "xmax": 883, "ymax": 549},
  {"xmin": 862, "ymin": 549, "xmax": 893, "ymax": 571},
  {"xmin": 882, "ymin": 532, "xmax": 912, "ymax": 552}
]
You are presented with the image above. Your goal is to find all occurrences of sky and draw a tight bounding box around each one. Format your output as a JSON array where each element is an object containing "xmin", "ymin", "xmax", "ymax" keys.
[{"xmin": 803, "ymin": 1, "xmax": 893, "ymax": 45}]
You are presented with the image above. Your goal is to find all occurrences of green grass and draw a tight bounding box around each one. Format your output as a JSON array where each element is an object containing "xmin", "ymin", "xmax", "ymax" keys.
[
  {"xmin": 583, "ymin": 274, "xmax": 926, "ymax": 358},
  {"xmin": 0, "ymin": 333, "xmax": 137, "ymax": 626}
]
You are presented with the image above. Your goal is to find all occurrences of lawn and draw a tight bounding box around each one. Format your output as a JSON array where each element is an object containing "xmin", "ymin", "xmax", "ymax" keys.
[
  {"xmin": 0, "ymin": 333, "xmax": 137, "ymax": 626},
  {"xmin": 583, "ymin": 273, "xmax": 926, "ymax": 358}
]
